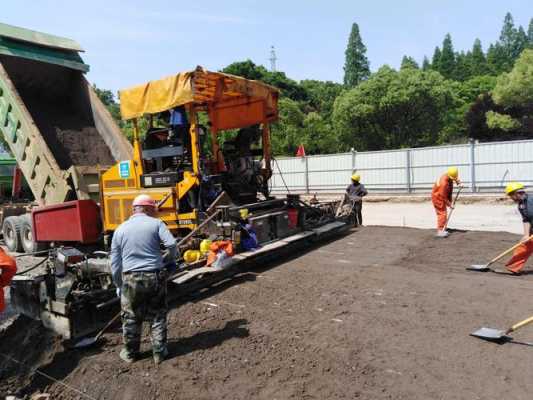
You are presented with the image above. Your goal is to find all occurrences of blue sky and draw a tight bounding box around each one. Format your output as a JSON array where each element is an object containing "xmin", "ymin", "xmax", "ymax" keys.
[{"xmin": 3, "ymin": 0, "xmax": 531, "ymax": 94}]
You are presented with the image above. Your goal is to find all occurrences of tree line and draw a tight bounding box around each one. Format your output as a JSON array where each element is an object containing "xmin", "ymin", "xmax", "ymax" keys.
[{"xmin": 97, "ymin": 12, "xmax": 533, "ymax": 156}]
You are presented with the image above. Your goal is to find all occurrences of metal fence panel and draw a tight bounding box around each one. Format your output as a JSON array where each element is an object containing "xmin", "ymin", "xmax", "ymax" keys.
[
  {"xmin": 475, "ymin": 140, "xmax": 533, "ymax": 189},
  {"xmin": 270, "ymin": 139, "xmax": 533, "ymax": 194},
  {"xmin": 307, "ymin": 153, "xmax": 352, "ymax": 191},
  {"xmin": 307, "ymin": 153, "xmax": 351, "ymax": 172},
  {"xmin": 410, "ymin": 144, "xmax": 471, "ymax": 190},
  {"xmin": 271, "ymin": 157, "xmax": 306, "ymax": 191},
  {"xmin": 355, "ymin": 150, "xmax": 407, "ymax": 191}
]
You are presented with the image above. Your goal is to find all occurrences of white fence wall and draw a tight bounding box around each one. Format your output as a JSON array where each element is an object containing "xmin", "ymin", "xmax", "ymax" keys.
[{"xmin": 270, "ymin": 139, "xmax": 533, "ymax": 194}]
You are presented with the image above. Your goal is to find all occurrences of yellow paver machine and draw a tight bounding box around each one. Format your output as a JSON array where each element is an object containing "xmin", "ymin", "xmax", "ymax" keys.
[
  {"xmin": 101, "ymin": 66, "xmax": 279, "ymax": 235},
  {"xmin": 12, "ymin": 62, "xmax": 352, "ymax": 340}
]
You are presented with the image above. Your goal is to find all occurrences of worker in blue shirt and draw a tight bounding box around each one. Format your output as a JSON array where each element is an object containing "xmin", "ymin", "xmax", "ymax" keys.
[
  {"xmin": 111, "ymin": 194, "xmax": 177, "ymax": 364},
  {"xmin": 169, "ymin": 106, "xmax": 188, "ymax": 126},
  {"xmin": 169, "ymin": 106, "xmax": 190, "ymax": 149}
]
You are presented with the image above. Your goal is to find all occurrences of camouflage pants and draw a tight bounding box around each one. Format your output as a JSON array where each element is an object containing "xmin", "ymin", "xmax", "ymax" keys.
[{"xmin": 121, "ymin": 271, "xmax": 167, "ymax": 356}]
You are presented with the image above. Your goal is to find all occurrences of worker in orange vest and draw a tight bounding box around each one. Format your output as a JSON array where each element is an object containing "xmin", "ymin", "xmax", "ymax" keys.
[
  {"xmin": 432, "ymin": 167, "xmax": 461, "ymax": 238},
  {"xmin": 504, "ymin": 182, "xmax": 533, "ymax": 275},
  {"xmin": 0, "ymin": 248, "xmax": 17, "ymax": 313}
]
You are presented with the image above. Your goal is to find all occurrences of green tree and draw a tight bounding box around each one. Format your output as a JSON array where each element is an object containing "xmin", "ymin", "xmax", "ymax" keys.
[
  {"xmin": 457, "ymin": 75, "xmax": 498, "ymax": 104},
  {"xmin": 422, "ymin": 56, "xmax": 431, "ymax": 70},
  {"xmin": 470, "ymin": 38, "xmax": 488, "ymax": 76},
  {"xmin": 454, "ymin": 51, "xmax": 471, "ymax": 81},
  {"xmin": 512, "ymin": 26, "xmax": 529, "ymax": 59},
  {"xmin": 93, "ymin": 85, "xmax": 125, "ymax": 130},
  {"xmin": 400, "ymin": 56, "xmax": 419, "ymax": 70},
  {"xmin": 221, "ymin": 59, "xmax": 268, "ymax": 80},
  {"xmin": 343, "ymin": 23, "xmax": 370, "ymax": 87},
  {"xmin": 487, "ymin": 43, "xmax": 511, "ymax": 75},
  {"xmin": 332, "ymin": 66, "xmax": 459, "ymax": 150},
  {"xmin": 271, "ymin": 98, "xmax": 305, "ymax": 155},
  {"xmin": 449, "ymin": 75, "xmax": 498, "ymax": 141},
  {"xmin": 495, "ymin": 12, "xmax": 526, "ymax": 68},
  {"xmin": 500, "ymin": 12, "xmax": 517, "ymax": 53},
  {"xmin": 493, "ymin": 49, "xmax": 533, "ymax": 108},
  {"xmin": 438, "ymin": 34, "xmax": 456, "ymax": 79},
  {"xmin": 302, "ymin": 112, "xmax": 339, "ymax": 154},
  {"xmin": 222, "ymin": 60, "xmax": 308, "ymax": 101},
  {"xmin": 465, "ymin": 93, "xmax": 497, "ymax": 140},
  {"xmin": 265, "ymin": 71, "xmax": 308, "ymax": 101},
  {"xmin": 483, "ymin": 49, "xmax": 533, "ymax": 139},
  {"xmin": 486, "ymin": 111, "xmax": 520, "ymax": 131},
  {"xmin": 300, "ymin": 80, "xmax": 344, "ymax": 117},
  {"xmin": 528, "ymin": 18, "xmax": 533, "ymax": 47},
  {"xmin": 431, "ymin": 46, "xmax": 442, "ymax": 71}
]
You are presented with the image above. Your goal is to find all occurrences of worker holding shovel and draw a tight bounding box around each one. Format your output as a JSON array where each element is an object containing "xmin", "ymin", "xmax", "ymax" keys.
[
  {"xmin": 346, "ymin": 174, "xmax": 368, "ymax": 227},
  {"xmin": 504, "ymin": 182, "xmax": 533, "ymax": 275},
  {"xmin": 432, "ymin": 167, "xmax": 462, "ymax": 238}
]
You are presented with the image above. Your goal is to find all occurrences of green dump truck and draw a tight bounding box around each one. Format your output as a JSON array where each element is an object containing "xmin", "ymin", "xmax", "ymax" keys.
[
  {"xmin": 0, "ymin": 155, "xmax": 18, "ymax": 196},
  {"xmin": 0, "ymin": 22, "xmax": 132, "ymax": 253}
]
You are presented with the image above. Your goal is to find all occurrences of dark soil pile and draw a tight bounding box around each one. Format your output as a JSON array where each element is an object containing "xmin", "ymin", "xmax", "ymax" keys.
[
  {"xmin": 2, "ymin": 227, "xmax": 533, "ymax": 399},
  {"xmin": 25, "ymin": 99, "xmax": 115, "ymax": 169}
]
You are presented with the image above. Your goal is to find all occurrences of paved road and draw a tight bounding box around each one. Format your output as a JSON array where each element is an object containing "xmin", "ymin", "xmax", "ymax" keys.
[{"xmin": 363, "ymin": 202, "xmax": 522, "ymax": 234}]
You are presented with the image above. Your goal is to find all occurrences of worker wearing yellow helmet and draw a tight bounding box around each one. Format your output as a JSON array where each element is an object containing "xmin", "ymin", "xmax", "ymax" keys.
[
  {"xmin": 346, "ymin": 173, "xmax": 368, "ymax": 227},
  {"xmin": 503, "ymin": 182, "xmax": 533, "ymax": 274},
  {"xmin": 431, "ymin": 167, "xmax": 462, "ymax": 237},
  {"xmin": 237, "ymin": 208, "xmax": 259, "ymax": 251}
]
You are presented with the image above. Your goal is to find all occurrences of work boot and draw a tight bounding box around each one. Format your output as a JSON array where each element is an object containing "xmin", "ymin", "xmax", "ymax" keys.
[
  {"xmin": 119, "ymin": 348, "xmax": 137, "ymax": 364},
  {"xmin": 153, "ymin": 348, "xmax": 168, "ymax": 365},
  {"xmin": 436, "ymin": 230, "xmax": 449, "ymax": 238}
]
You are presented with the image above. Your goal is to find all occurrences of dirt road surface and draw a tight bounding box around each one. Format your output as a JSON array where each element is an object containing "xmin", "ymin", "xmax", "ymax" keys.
[
  {"xmin": 2, "ymin": 227, "xmax": 533, "ymax": 399},
  {"xmin": 363, "ymin": 201, "xmax": 522, "ymax": 234}
]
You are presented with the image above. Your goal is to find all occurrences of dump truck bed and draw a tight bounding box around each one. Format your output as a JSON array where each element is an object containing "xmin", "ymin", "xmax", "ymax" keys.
[{"xmin": 0, "ymin": 23, "xmax": 132, "ymax": 205}]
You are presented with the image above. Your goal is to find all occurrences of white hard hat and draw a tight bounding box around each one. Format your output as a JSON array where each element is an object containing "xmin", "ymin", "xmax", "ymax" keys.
[{"xmin": 132, "ymin": 194, "xmax": 155, "ymax": 208}]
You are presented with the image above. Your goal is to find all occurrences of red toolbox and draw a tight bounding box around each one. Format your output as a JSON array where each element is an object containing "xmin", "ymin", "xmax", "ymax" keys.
[{"xmin": 32, "ymin": 200, "xmax": 102, "ymax": 243}]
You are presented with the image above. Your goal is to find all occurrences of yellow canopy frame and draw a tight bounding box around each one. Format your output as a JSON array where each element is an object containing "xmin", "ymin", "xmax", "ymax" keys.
[{"xmin": 118, "ymin": 65, "xmax": 279, "ymax": 176}]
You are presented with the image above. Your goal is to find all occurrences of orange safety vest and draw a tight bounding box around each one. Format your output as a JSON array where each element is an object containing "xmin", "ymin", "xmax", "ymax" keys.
[
  {"xmin": 206, "ymin": 241, "xmax": 234, "ymax": 266},
  {"xmin": 432, "ymin": 173, "xmax": 453, "ymax": 206},
  {"xmin": 0, "ymin": 248, "xmax": 17, "ymax": 313}
]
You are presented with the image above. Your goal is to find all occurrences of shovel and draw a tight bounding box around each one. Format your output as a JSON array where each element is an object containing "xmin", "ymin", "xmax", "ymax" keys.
[
  {"xmin": 468, "ymin": 234, "xmax": 533, "ymax": 272},
  {"xmin": 73, "ymin": 311, "xmax": 121, "ymax": 348},
  {"xmin": 471, "ymin": 315, "xmax": 533, "ymax": 342},
  {"xmin": 442, "ymin": 186, "xmax": 462, "ymax": 232}
]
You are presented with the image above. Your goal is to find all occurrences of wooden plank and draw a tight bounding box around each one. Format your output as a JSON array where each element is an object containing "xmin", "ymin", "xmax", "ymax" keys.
[
  {"xmin": 172, "ymin": 266, "xmax": 222, "ymax": 285},
  {"xmin": 281, "ymin": 231, "xmax": 315, "ymax": 243}
]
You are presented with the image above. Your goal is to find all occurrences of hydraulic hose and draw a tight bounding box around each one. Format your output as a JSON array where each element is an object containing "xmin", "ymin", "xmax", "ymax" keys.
[{"xmin": 15, "ymin": 257, "xmax": 48, "ymax": 276}]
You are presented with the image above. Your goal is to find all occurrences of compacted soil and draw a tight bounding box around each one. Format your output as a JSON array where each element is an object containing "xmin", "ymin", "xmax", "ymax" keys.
[{"xmin": 2, "ymin": 226, "xmax": 533, "ymax": 400}]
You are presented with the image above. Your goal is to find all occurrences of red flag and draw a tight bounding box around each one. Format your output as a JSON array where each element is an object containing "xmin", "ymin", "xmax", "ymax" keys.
[{"xmin": 296, "ymin": 144, "xmax": 306, "ymax": 157}]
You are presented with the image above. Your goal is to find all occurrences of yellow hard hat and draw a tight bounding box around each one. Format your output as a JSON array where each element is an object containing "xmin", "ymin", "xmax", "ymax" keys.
[
  {"xmin": 239, "ymin": 208, "xmax": 249, "ymax": 219},
  {"xmin": 505, "ymin": 182, "xmax": 525, "ymax": 195},
  {"xmin": 183, "ymin": 249, "xmax": 201, "ymax": 264},
  {"xmin": 200, "ymin": 239, "xmax": 212, "ymax": 254},
  {"xmin": 447, "ymin": 167, "xmax": 459, "ymax": 180},
  {"xmin": 351, "ymin": 174, "xmax": 360, "ymax": 182}
]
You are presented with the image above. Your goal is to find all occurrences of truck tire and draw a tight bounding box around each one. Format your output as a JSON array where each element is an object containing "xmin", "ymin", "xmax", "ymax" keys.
[
  {"xmin": 3, "ymin": 216, "xmax": 23, "ymax": 253},
  {"xmin": 20, "ymin": 214, "xmax": 48, "ymax": 254}
]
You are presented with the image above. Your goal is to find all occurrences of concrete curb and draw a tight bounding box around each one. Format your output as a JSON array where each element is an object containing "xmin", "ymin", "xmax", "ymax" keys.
[{"xmin": 293, "ymin": 193, "xmax": 513, "ymax": 205}]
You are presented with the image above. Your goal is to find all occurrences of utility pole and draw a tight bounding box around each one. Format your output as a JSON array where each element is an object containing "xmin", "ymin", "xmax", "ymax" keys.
[{"xmin": 269, "ymin": 46, "xmax": 277, "ymax": 72}]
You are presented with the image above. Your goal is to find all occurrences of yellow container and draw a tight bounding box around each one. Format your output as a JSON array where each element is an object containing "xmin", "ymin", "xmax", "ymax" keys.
[
  {"xmin": 200, "ymin": 239, "xmax": 212, "ymax": 254},
  {"xmin": 183, "ymin": 250, "xmax": 201, "ymax": 263}
]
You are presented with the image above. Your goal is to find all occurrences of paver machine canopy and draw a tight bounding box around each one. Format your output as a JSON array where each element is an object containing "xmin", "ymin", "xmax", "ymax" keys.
[{"xmin": 101, "ymin": 66, "xmax": 279, "ymax": 235}]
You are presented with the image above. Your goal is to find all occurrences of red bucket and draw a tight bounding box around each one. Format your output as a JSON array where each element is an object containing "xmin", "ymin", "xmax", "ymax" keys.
[{"xmin": 287, "ymin": 208, "xmax": 298, "ymax": 229}]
